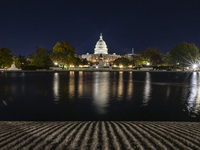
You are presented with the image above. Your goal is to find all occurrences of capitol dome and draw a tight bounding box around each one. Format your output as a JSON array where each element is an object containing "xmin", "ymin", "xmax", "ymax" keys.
[{"xmin": 94, "ymin": 33, "xmax": 108, "ymax": 54}]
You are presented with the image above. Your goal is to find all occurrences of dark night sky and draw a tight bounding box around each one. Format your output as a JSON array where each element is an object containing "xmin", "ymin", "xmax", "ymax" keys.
[{"xmin": 1, "ymin": 0, "xmax": 200, "ymax": 56}]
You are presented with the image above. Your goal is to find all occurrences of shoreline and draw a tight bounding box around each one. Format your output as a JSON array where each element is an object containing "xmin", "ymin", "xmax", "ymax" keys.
[{"xmin": 0, "ymin": 69, "xmax": 196, "ymax": 73}]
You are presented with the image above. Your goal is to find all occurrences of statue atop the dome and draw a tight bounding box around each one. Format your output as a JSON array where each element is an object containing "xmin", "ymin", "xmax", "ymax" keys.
[
  {"xmin": 94, "ymin": 33, "xmax": 108, "ymax": 54},
  {"xmin": 100, "ymin": 33, "xmax": 103, "ymax": 39}
]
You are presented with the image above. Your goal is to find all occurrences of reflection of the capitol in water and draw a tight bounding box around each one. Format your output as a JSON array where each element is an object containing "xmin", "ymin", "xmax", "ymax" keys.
[{"xmin": 93, "ymin": 72, "xmax": 109, "ymax": 115}]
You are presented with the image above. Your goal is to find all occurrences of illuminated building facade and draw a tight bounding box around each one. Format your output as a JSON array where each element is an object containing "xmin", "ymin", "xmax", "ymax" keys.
[{"xmin": 81, "ymin": 33, "xmax": 120, "ymax": 66}]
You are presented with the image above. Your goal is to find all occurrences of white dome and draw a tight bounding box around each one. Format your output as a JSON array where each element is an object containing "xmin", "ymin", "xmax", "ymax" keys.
[{"xmin": 94, "ymin": 33, "xmax": 108, "ymax": 54}]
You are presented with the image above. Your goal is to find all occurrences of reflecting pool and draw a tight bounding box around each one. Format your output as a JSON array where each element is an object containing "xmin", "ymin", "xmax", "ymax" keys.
[{"xmin": 0, "ymin": 71, "xmax": 200, "ymax": 121}]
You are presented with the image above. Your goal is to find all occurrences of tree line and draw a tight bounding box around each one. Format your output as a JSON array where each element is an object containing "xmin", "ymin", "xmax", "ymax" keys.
[
  {"xmin": 0, "ymin": 41, "xmax": 199, "ymax": 70},
  {"xmin": 0, "ymin": 41, "xmax": 88, "ymax": 70},
  {"xmin": 113, "ymin": 42, "xmax": 199, "ymax": 70}
]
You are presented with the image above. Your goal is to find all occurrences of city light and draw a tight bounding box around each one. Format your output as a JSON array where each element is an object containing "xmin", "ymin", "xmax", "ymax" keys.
[
  {"xmin": 146, "ymin": 62, "xmax": 150, "ymax": 66},
  {"xmin": 54, "ymin": 62, "xmax": 58, "ymax": 66},
  {"xmin": 192, "ymin": 64, "xmax": 198, "ymax": 70},
  {"xmin": 128, "ymin": 65, "xmax": 133, "ymax": 68}
]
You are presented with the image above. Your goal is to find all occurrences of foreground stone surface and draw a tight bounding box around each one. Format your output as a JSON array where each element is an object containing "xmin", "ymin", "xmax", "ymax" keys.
[{"xmin": 0, "ymin": 121, "xmax": 199, "ymax": 150}]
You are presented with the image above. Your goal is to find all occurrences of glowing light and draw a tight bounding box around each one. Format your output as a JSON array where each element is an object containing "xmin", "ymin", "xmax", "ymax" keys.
[
  {"xmin": 70, "ymin": 65, "xmax": 74, "ymax": 68},
  {"xmin": 146, "ymin": 62, "xmax": 150, "ymax": 66},
  {"xmin": 113, "ymin": 65, "xmax": 117, "ymax": 67},
  {"xmin": 79, "ymin": 65, "xmax": 83, "ymax": 68},
  {"xmin": 119, "ymin": 65, "xmax": 123, "ymax": 68},
  {"xmin": 96, "ymin": 66, "xmax": 99, "ymax": 69},
  {"xmin": 128, "ymin": 65, "xmax": 133, "ymax": 68},
  {"xmin": 54, "ymin": 62, "xmax": 58, "ymax": 65},
  {"xmin": 193, "ymin": 64, "xmax": 198, "ymax": 70}
]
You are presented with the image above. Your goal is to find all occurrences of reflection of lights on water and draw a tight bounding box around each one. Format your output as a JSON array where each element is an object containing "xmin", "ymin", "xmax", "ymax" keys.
[
  {"xmin": 2, "ymin": 100, "xmax": 7, "ymax": 106},
  {"xmin": 69, "ymin": 71, "xmax": 75, "ymax": 98},
  {"xmin": 93, "ymin": 72, "xmax": 109, "ymax": 115},
  {"xmin": 78, "ymin": 71, "xmax": 83, "ymax": 97},
  {"xmin": 166, "ymin": 86, "xmax": 170, "ymax": 98},
  {"xmin": 112, "ymin": 72, "xmax": 117, "ymax": 96},
  {"xmin": 127, "ymin": 72, "xmax": 133, "ymax": 99},
  {"xmin": 53, "ymin": 73, "xmax": 59, "ymax": 102},
  {"xmin": 118, "ymin": 71, "xmax": 123, "ymax": 99},
  {"xmin": 19, "ymin": 72, "xmax": 25, "ymax": 78},
  {"xmin": 187, "ymin": 72, "xmax": 200, "ymax": 115},
  {"xmin": 143, "ymin": 72, "xmax": 151, "ymax": 106}
]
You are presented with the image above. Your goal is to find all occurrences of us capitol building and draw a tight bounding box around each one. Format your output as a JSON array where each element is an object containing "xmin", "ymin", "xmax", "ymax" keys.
[{"xmin": 81, "ymin": 33, "xmax": 120, "ymax": 66}]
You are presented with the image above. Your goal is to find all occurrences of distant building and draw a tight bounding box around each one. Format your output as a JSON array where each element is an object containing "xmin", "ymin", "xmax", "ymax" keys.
[
  {"xmin": 124, "ymin": 48, "xmax": 138, "ymax": 59},
  {"xmin": 81, "ymin": 33, "xmax": 120, "ymax": 66}
]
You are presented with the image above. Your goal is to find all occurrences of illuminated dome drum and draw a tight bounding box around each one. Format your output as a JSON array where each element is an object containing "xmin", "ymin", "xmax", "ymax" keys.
[{"xmin": 94, "ymin": 33, "xmax": 108, "ymax": 54}]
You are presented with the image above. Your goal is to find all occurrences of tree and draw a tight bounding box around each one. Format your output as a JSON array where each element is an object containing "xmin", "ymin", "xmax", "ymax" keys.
[
  {"xmin": 113, "ymin": 57, "xmax": 130, "ymax": 66},
  {"xmin": 14, "ymin": 55, "xmax": 29, "ymax": 69},
  {"xmin": 82, "ymin": 58, "xmax": 88, "ymax": 65},
  {"xmin": 139, "ymin": 47, "xmax": 163, "ymax": 66},
  {"xmin": 74, "ymin": 57, "xmax": 89, "ymax": 67},
  {"xmin": 132, "ymin": 55, "xmax": 143, "ymax": 67},
  {"xmin": 51, "ymin": 41, "xmax": 76, "ymax": 68},
  {"xmin": 74, "ymin": 57, "xmax": 82, "ymax": 67},
  {"xmin": 166, "ymin": 42, "xmax": 199, "ymax": 67},
  {"xmin": 29, "ymin": 47, "xmax": 52, "ymax": 69},
  {"xmin": 0, "ymin": 47, "xmax": 13, "ymax": 69}
]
